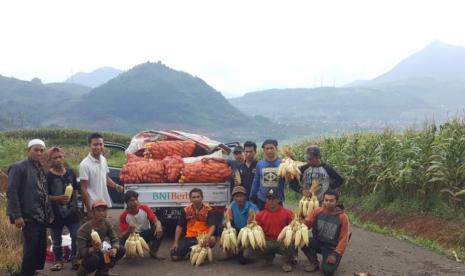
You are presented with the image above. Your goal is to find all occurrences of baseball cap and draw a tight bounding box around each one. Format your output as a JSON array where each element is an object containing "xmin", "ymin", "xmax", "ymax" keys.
[
  {"xmin": 233, "ymin": 145, "xmax": 244, "ymax": 153},
  {"xmin": 232, "ymin": 186, "xmax": 247, "ymax": 197},
  {"xmin": 92, "ymin": 199, "xmax": 108, "ymax": 209},
  {"xmin": 266, "ymin": 189, "xmax": 278, "ymax": 199}
]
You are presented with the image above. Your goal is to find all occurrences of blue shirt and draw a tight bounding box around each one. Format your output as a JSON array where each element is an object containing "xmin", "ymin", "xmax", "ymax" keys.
[
  {"xmin": 228, "ymin": 201, "xmax": 259, "ymax": 231},
  {"xmin": 250, "ymin": 159, "xmax": 285, "ymax": 202}
]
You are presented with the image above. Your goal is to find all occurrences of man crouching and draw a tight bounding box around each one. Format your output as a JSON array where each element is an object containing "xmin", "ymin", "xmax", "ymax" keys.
[
  {"xmin": 76, "ymin": 199, "xmax": 125, "ymax": 276},
  {"xmin": 170, "ymin": 188, "xmax": 217, "ymax": 261}
]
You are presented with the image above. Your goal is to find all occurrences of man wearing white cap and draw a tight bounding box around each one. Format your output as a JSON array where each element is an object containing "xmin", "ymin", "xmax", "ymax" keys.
[{"xmin": 7, "ymin": 138, "xmax": 53, "ymax": 276}]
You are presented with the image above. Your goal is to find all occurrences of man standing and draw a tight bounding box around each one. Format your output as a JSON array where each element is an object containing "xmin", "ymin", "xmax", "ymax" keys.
[
  {"xmin": 79, "ymin": 133, "xmax": 123, "ymax": 217},
  {"xmin": 76, "ymin": 199, "xmax": 125, "ymax": 276},
  {"xmin": 119, "ymin": 190, "xmax": 164, "ymax": 259},
  {"xmin": 170, "ymin": 188, "xmax": 217, "ymax": 261},
  {"xmin": 236, "ymin": 141, "xmax": 258, "ymax": 199},
  {"xmin": 289, "ymin": 145, "xmax": 344, "ymax": 201},
  {"xmin": 7, "ymin": 139, "xmax": 52, "ymax": 276},
  {"xmin": 225, "ymin": 186, "xmax": 259, "ymax": 264},
  {"xmin": 250, "ymin": 139, "xmax": 285, "ymax": 210},
  {"xmin": 233, "ymin": 145, "xmax": 245, "ymax": 163},
  {"xmin": 245, "ymin": 189, "xmax": 294, "ymax": 272},
  {"xmin": 47, "ymin": 147, "xmax": 80, "ymax": 271},
  {"xmin": 302, "ymin": 190, "xmax": 349, "ymax": 275}
]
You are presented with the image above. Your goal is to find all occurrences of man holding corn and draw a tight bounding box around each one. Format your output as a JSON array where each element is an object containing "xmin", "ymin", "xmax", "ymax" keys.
[
  {"xmin": 47, "ymin": 147, "xmax": 80, "ymax": 271},
  {"xmin": 76, "ymin": 199, "xmax": 125, "ymax": 276},
  {"xmin": 119, "ymin": 190, "xmax": 164, "ymax": 259},
  {"xmin": 289, "ymin": 145, "xmax": 344, "ymax": 202},
  {"xmin": 224, "ymin": 185, "xmax": 259, "ymax": 264},
  {"xmin": 245, "ymin": 189, "xmax": 294, "ymax": 272},
  {"xmin": 250, "ymin": 139, "xmax": 286, "ymax": 210},
  {"xmin": 302, "ymin": 190, "xmax": 349, "ymax": 275},
  {"xmin": 170, "ymin": 188, "xmax": 217, "ymax": 261}
]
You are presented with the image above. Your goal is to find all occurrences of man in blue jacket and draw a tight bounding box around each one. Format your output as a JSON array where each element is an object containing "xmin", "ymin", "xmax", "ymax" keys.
[{"xmin": 250, "ymin": 139, "xmax": 285, "ymax": 210}]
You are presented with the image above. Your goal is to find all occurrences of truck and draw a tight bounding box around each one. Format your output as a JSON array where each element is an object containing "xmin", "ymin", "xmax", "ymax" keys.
[{"xmin": 103, "ymin": 130, "xmax": 237, "ymax": 231}]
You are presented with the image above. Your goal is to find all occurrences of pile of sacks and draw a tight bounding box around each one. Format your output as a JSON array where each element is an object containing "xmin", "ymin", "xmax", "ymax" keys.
[{"xmin": 120, "ymin": 140, "xmax": 231, "ymax": 184}]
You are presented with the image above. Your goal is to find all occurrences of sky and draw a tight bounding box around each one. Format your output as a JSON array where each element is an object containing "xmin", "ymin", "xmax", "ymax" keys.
[{"xmin": 1, "ymin": 0, "xmax": 465, "ymax": 97}]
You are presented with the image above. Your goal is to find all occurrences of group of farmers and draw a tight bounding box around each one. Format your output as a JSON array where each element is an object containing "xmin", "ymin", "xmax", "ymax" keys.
[{"xmin": 7, "ymin": 133, "xmax": 348, "ymax": 276}]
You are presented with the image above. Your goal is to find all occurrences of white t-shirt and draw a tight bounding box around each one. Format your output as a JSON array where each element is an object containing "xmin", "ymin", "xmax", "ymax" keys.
[
  {"xmin": 79, "ymin": 153, "xmax": 112, "ymax": 208},
  {"xmin": 125, "ymin": 209, "xmax": 151, "ymax": 232}
]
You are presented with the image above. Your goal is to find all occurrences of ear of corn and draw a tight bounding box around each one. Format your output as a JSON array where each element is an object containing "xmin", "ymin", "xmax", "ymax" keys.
[
  {"xmin": 278, "ymin": 213, "xmax": 311, "ymax": 249},
  {"xmin": 190, "ymin": 233, "xmax": 214, "ymax": 267},
  {"xmin": 124, "ymin": 232, "xmax": 150, "ymax": 258},
  {"xmin": 64, "ymin": 184, "xmax": 73, "ymax": 200},
  {"xmin": 90, "ymin": 229, "xmax": 101, "ymax": 244},
  {"xmin": 236, "ymin": 211, "xmax": 267, "ymax": 251}
]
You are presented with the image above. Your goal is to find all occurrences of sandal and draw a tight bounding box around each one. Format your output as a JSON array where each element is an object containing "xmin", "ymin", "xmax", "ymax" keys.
[{"xmin": 50, "ymin": 262, "xmax": 63, "ymax": 271}]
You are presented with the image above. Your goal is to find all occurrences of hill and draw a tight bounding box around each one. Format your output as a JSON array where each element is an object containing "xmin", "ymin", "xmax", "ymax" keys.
[
  {"xmin": 65, "ymin": 66, "xmax": 123, "ymax": 87},
  {"xmin": 230, "ymin": 41, "xmax": 465, "ymax": 134}
]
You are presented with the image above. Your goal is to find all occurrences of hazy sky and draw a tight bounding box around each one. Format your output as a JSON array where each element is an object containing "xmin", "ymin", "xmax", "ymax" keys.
[{"xmin": 1, "ymin": 0, "xmax": 465, "ymax": 97}]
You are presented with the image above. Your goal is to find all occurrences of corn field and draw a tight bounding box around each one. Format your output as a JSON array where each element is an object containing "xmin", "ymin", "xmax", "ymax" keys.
[{"xmin": 292, "ymin": 118, "xmax": 465, "ymax": 212}]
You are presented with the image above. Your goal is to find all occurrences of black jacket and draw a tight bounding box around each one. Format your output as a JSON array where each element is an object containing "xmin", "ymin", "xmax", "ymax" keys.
[{"xmin": 7, "ymin": 159, "xmax": 52, "ymax": 224}]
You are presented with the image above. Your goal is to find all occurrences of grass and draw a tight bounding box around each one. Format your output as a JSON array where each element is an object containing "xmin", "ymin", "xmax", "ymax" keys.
[{"xmin": 0, "ymin": 195, "xmax": 22, "ymax": 276}]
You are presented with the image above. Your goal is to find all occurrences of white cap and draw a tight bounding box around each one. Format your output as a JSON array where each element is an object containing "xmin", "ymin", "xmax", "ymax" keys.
[{"xmin": 27, "ymin": 139, "xmax": 46, "ymax": 149}]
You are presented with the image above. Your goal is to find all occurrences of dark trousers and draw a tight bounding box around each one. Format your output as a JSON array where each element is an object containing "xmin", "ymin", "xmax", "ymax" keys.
[
  {"xmin": 301, "ymin": 238, "xmax": 342, "ymax": 276},
  {"xmin": 50, "ymin": 221, "xmax": 80, "ymax": 262},
  {"xmin": 21, "ymin": 221, "xmax": 47, "ymax": 276},
  {"xmin": 81, "ymin": 248, "xmax": 125, "ymax": 272},
  {"xmin": 171, "ymin": 237, "xmax": 197, "ymax": 258}
]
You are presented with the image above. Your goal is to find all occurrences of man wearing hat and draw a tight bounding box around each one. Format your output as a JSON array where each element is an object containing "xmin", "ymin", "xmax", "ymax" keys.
[
  {"xmin": 76, "ymin": 199, "xmax": 125, "ymax": 276},
  {"xmin": 289, "ymin": 145, "xmax": 344, "ymax": 202},
  {"xmin": 250, "ymin": 139, "xmax": 285, "ymax": 210},
  {"xmin": 245, "ymin": 189, "xmax": 294, "ymax": 272},
  {"xmin": 224, "ymin": 186, "xmax": 259, "ymax": 264},
  {"xmin": 7, "ymin": 139, "xmax": 53, "ymax": 276},
  {"xmin": 47, "ymin": 147, "xmax": 81, "ymax": 271},
  {"xmin": 233, "ymin": 145, "xmax": 245, "ymax": 163}
]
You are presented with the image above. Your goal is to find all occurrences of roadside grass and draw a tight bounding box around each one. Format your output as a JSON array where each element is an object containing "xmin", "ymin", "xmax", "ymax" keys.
[
  {"xmin": 347, "ymin": 211, "xmax": 465, "ymax": 261},
  {"xmin": 0, "ymin": 195, "xmax": 22, "ymax": 276}
]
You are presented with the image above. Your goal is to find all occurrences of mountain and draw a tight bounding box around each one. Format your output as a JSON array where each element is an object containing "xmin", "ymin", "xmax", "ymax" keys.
[
  {"xmin": 65, "ymin": 67, "xmax": 123, "ymax": 87},
  {"xmin": 231, "ymin": 41, "xmax": 465, "ymax": 134},
  {"xmin": 372, "ymin": 41, "xmax": 465, "ymax": 84},
  {"xmin": 3, "ymin": 62, "xmax": 286, "ymax": 141},
  {"xmin": 0, "ymin": 75, "xmax": 88, "ymax": 129}
]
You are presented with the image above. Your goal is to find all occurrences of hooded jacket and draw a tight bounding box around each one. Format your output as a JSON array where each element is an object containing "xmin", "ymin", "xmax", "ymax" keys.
[{"xmin": 304, "ymin": 204, "xmax": 349, "ymax": 256}]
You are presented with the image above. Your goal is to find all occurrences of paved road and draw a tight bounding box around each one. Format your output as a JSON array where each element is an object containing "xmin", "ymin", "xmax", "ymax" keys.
[{"xmin": 45, "ymin": 209, "xmax": 465, "ymax": 276}]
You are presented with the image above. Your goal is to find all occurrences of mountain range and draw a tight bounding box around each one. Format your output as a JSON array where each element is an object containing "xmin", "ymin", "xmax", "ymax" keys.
[{"xmin": 1, "ymin": 41, "xmax": 465, "ymax": 140}]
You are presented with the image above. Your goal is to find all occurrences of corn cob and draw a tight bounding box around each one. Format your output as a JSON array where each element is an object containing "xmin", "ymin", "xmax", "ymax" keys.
[{"xmin": 64, "ymin": 184, "xmax": 73, "ymax": 201}]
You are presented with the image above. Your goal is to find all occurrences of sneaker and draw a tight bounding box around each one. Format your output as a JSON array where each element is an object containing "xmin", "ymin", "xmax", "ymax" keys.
[
  {"xmin": 304, "ymin": 262, "xmax": 319, "ymax": 272},
  {"xmin": 281, "ymin": 262, "xmax": 293, "ymax": 272}
]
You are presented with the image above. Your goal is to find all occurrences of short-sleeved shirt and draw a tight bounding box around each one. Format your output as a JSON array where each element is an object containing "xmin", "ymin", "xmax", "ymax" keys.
[
  {"xmin": 47, "ymin": 169, "xmax": 80, "ymax": 226},
  {"xmin": 79, "ymin": 153, "xmax": 112, "ymax": 208},
  {"xmin": 119, "ymin": 204, "xmax": 158, "ymax": 234}
]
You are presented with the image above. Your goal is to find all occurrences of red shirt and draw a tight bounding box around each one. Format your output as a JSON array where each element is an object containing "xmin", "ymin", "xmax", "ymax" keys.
[
  {"xmin": 119, "ymin": 204, "xmax": 158, "ymax": 234},
  {"xmin": 256, "ymin": 205, "xmax": 293, "ymax": 240}
]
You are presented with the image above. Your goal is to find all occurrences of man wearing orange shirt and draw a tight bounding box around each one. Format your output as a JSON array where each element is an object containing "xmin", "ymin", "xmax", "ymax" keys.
[
  {"xmin": 302, "ymin": 189, "xmax": 349, "ymax": 275},
  {"xmin": 170, "ymin": 188, "xmax": 217, "ymax": 261}
]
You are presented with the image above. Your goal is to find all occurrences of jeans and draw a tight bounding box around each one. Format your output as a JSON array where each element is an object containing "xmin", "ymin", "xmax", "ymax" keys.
[
  {"xmin": 21, "ymin": 221, "xmax": 47, "ymax": 276},
  {"xmin": 301, "ymin": 238, "xmax": 342, "ymax": 276},
  {"xmin": 50, "ymin": 221, "xmax": 80, "ymax": 262}
]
